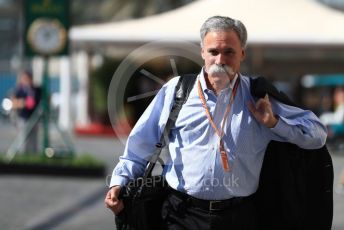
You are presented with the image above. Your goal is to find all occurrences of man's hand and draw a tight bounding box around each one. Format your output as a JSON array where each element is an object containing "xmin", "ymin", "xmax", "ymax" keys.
[
  {"xmin": 104, "ymin": 186, "xmax": 124, "ymax": 215},
  {"xmin": 11, "ymin": 98, "xmax": 25, "ymax": 109},
  {"xmin": 247, "ymin": 94, "xmax": 278, "ymax": 128}
]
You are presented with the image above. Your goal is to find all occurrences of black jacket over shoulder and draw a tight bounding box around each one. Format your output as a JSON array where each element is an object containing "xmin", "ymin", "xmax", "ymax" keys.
[{"xmin": 250, "ymin": 77, "xmax": 333, "ymax": 230}]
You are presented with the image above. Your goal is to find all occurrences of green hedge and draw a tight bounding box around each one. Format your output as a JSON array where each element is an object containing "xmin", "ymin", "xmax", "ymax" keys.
[{"xmin": 0, "ymin": 154, "xmax": 104, "ymax": 168}]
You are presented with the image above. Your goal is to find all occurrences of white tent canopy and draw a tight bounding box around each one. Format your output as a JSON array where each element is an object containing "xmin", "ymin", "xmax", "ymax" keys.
[{"xmin": 70, "ymin": 0, "xmax": 344, "ymax": 46}]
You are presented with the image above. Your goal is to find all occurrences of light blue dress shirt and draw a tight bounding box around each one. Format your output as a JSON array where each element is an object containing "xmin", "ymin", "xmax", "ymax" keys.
[{"xmin": 110, "ymin": 69, "xmax": 327, "ymax": 200}]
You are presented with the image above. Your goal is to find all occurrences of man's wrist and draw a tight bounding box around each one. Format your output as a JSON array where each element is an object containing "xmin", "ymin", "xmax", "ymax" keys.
[
  {"xmin": 109, "ymin": 175, "xmax": 129, "ymax": 188},
  {"xmin": 267, "ymin": 114, "xmax": 279, "ymax": 128}
]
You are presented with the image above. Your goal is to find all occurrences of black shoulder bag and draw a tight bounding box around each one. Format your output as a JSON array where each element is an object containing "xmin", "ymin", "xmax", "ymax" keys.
[{"xmin": 115, "ymin": 74, "xmax": 197, "ymax": 230}]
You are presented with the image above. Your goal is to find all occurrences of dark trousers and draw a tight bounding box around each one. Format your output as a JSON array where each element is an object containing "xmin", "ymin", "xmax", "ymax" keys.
[{"xmin": 161, "ymin": 190, "xmax": 257, "ymax": 230}]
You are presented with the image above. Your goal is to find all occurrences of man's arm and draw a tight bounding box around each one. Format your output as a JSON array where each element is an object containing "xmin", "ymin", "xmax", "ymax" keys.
[
  {"xmin": 109, "ymin": 77, "xmax": 179, "ymax": 187},
  {"xmin": 105, "ymin": 77, "xmax": 179, "ymax": 214},
  {"xmin": 248, "ymin": 94, "xmax": 327, "ymax": 149}
]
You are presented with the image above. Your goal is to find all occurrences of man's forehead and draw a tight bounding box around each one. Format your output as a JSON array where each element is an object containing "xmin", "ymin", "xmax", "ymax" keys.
[
  {"xmin": 204, "ymin": 40, "xmax": 237, "ymax": 50},
  {"xmin": 203, "ymin": 31, "xmax": 240, "ymax": 48},
  {"xmin": 206, "ymin": 46, "xmax": 235, "ymax": 50}
]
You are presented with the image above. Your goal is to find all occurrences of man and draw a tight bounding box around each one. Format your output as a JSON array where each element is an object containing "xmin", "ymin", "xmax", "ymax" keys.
[
  {"xmin": 105, "ymin": 16, "xmax": 327, "ymax": 229},
  {"xmin": 11, "ymin": 71, "xmax": 41, "ymax": 153}
]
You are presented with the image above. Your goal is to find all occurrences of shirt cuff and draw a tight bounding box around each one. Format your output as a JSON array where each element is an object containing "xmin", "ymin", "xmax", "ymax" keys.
[
  {"xmin": 270, "ymin": 116, "xmax": 290, "ymax": 138},
  {"xmin": 109, "ymin": 175, "xmax": 129, "ymax": 188}
]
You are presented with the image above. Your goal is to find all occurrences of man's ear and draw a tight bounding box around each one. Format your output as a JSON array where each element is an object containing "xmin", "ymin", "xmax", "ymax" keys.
[
  {"xmin": 201, "ymin": 47, "xmax": 206, "ymax": 60},
  {"xmin": 241, "ymin": 48, "xmax": 246, "ymax": 61}
]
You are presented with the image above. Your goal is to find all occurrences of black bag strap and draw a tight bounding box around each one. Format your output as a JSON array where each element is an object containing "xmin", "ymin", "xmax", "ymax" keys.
[{"xmin": 143, "ymin": 74, "xmax": 197, "ymax": 178}]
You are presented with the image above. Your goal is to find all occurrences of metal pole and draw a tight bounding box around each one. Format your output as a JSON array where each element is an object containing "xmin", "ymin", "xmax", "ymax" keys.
[{"xmin": 42, "ymin": 57, "xmax": 50, "ymax": 152}]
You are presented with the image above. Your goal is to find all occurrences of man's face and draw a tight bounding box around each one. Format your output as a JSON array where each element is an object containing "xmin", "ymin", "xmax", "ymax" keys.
[
  {"xmin": 201, "ymin": 30, "xmax": 245, "ymax": 80},
  {"xmin": 19, "ymin": 73, "xmax": 32, "ymax": 87}
]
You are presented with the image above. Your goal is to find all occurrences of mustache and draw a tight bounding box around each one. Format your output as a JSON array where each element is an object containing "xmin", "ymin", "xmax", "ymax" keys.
[{"xmin": 208, "ymin": 64, "xmax": 234, "ymax": 76}]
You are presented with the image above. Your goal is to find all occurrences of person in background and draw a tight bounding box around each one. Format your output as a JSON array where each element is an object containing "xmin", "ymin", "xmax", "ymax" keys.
[
  {"xmin": 320, "ymin": 86, "xmax": 344, "ymax": 126},
  {"xmin": 11, "ymin": 70, "xmax": 41, "ymax": 153}
]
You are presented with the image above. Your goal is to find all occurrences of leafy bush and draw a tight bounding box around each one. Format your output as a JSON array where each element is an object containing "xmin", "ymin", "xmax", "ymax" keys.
[{"xmin": 0, "ymin": 153, "xmax": 104, "ymax": 168}]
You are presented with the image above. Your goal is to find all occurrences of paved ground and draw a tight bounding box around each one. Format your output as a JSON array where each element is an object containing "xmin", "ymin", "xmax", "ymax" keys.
[
  {"xmin": 0, "ymin": 120, "xmax": 344, "ymax": 230},
  {"xmin": 0, "ymin": 121, "xmax": 122, "ymax": 230}
]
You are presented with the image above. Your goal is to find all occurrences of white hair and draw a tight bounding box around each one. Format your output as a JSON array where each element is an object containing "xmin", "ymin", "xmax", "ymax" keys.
[{"xmin": 200, "ymin": 16, "xmax": 247, "ymax": 48}]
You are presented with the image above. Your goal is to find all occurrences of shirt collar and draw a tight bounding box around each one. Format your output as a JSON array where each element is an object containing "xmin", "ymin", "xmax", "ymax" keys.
[
  {"xmin": 229, "ymin": 73, "xmax": 239, "ymax": 90},
  {"xmin": 199, "ymin": 67, "xmax": 239, "ymax": 93}
]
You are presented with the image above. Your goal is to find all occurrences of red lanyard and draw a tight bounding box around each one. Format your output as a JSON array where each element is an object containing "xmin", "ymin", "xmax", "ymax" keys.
[{"xmin": 197, "ymin": 77, "xmax": 240, "ymax": 172}]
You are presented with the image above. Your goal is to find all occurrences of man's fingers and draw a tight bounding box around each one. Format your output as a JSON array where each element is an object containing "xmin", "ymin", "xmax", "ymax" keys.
[
  {"xmin": 247, "ymin": 99, "xmax": 270, "ymax": 119},
  {"xmin": 113, "ymin": 200, "xmax": 124, "ymax": 215},
  {"xmin": 104, "ymin": 190, "xmax": 113, "ymax": 205},
  {"xmin": 110, "ymin": 187, "xmax": 117, "ymax": 200},
  {"xmin": 105, "ymin": 186, "xmax": 125, "ymax": 214},
  {"xmin": 255, "ymin": 98, "xmax": 266, "ymax": 110},
  {"xmin": 106, "ymin": 200, "xmax": 124, "ymax": 215},
  {"xmin": 105, "ymin": 188, "xmax": 118, "ymax": 206},
  {"xmin": 105, "ymin": 189, "xmax": 112, "ymax": 199},
  {"xmin": 105, "ymin": 192, "xmax": 124, "ymax": 215},
  {"xmin": 247, "ymin": 95, "xmax": 277, "ymax": 128}
]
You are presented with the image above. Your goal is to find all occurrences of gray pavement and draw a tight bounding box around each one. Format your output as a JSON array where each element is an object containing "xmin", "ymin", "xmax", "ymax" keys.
[
  {"xmin": 0, "ymin": 121, "xmax": 122, "ymax": 230},
  {"xmin": 1, "ymin": 121, "xmax": 344, "ymax": 229}
]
